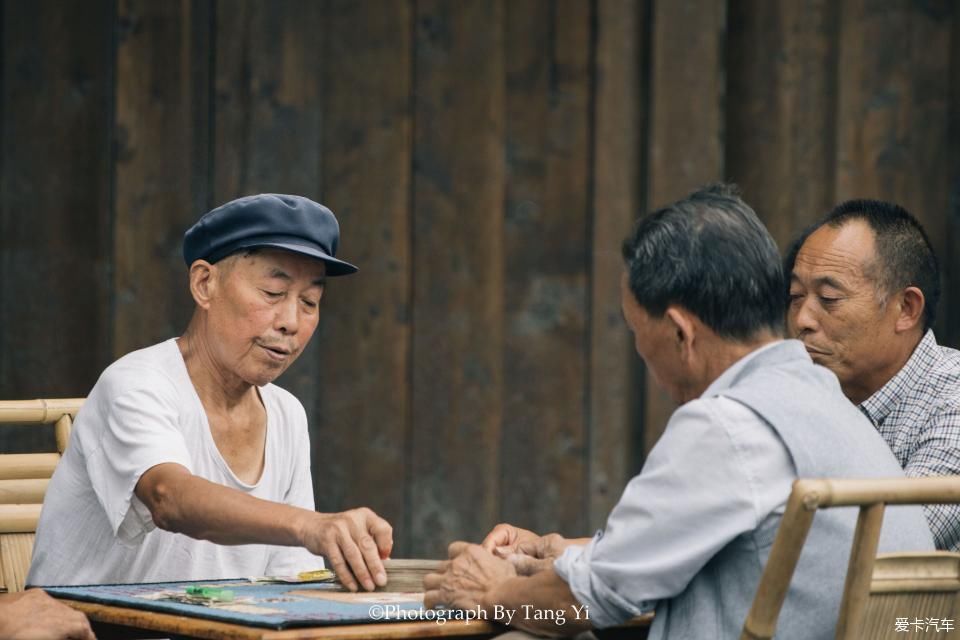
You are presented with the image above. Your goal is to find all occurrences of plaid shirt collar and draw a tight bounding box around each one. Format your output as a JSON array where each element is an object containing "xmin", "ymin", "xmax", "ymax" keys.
[{"xmin": 860, "ymin": 329, "xmax": 938, "ymax": 427}]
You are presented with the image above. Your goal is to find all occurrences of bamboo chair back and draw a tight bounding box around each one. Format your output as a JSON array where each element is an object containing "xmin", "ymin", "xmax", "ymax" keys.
[
  {"xmin": 741, "ymin": 477, "xmax": 960, "ymax": 640},
  {"xmin": 0, "ymin": 399, "xmax": 83, "ymax": 593}
]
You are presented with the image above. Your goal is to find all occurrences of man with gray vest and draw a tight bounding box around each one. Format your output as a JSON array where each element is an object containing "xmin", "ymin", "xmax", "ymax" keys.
[{"xmin": 423, "ymin": 184, "xmax": 933, "ymax": 639}]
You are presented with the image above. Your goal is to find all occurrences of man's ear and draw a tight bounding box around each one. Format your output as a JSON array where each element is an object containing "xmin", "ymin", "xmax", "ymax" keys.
[
  {"xmin": 894, "ymin": 286, "xmax": 926, "ymax": 333},
  {"xmin": 664, "ymin": 306, "xmax": 696, "ymax": 357},
  {"xmin": 189, "ymin": 260, "xmax": 217, "ymax": 309}
]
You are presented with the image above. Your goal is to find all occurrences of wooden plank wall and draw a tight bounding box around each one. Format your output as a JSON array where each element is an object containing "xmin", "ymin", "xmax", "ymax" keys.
[
  {"xmin": 1, "ymin": 0, "xmax": 958, "ymax": 557},
  {"xmin": 1, "ymin": 0, "xmax": 114, "ymax": 452}
]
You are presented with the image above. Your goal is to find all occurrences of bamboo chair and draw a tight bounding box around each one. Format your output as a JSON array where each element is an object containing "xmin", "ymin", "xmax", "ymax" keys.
[
  {"xmin": 741, "ymin": 477, "xmax": 960, "ymax": 640},
  {"xmin": 860, "ymin": 552, "xmax": 960, "ymax": 638},
  {"xmin": 0, "ymin": 399, "xmax": 83, "ymax": 593}
]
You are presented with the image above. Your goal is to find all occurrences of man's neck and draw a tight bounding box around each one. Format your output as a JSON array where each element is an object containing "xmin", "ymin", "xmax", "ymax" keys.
[
  {"xmin": 179, "ymin": 318, "xmax": 257, "ymax": 413},
  {"xmin": 686, "ymin": 331, "xmax": 780, "ymax": 402}
]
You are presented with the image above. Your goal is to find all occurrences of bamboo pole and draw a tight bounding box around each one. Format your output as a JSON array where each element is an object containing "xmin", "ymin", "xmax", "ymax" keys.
[
  {"xmin": 835, "ymin": 503, "xmax": 885, "ymax": 639},
  {"xmin": 0, "ymin": 454, "xmax": 60, "ymax": 481},
  {"xmin": 740, "ymin": 488, "xmax": 818, "ymax": 640},
  {"xmin": 0, "ymin": 505, "xmax": 41, "ymax": 533},
  {"xmin": 54, "ymin": 414, "xmax": 72, "ymax": 454},
  {"xmin": 812, "ymin": 477, "xmax": 960, "ymax": 507},
  {"xmin": 0, "ymin": 399, "xmax": 84, "ymax": 424},
  {"xmin": 0, "ymin": 478, "xmax": 48, "ymax": 504}
]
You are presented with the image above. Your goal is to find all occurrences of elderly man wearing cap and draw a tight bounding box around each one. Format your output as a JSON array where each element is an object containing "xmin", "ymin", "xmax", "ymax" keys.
[{"xmin": 28, "ymin": 194, "xmax": 391, "ymax": 591}]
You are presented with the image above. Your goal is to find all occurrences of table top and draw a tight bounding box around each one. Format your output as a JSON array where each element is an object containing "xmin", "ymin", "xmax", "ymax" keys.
[{"xmin": 60, "ymin": 598, "xmax": 500, "ymax": 640}]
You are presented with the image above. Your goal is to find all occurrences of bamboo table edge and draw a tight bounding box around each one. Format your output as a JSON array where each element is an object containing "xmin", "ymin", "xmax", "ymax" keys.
[{"xmin": 59, "ymin": 598, "xmax": 500, "ymax": 640}]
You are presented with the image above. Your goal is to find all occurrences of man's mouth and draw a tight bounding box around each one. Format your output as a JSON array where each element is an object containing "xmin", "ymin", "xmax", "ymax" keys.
[
  {"xmin": 802, "ymin": 344, "xmax": 830, "ymax": 357},
  {"xmin": 259, "ymin": 343, "xmax": 293, "ymax": 360}
]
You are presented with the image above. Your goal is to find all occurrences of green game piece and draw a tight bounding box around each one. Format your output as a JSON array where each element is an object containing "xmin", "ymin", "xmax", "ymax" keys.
[{"xmin": 185, "ymin": 586, "xmax": 235, "ymax": 602}]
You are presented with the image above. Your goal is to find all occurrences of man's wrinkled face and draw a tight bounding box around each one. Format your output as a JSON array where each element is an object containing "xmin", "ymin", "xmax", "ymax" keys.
[
  {"xmin": 207, "ymin": 249, "xmax": 326, "ymax": 387},
  {"xmin": 787, "ymin": 220, "xmax": 899, "ymax": 397}
]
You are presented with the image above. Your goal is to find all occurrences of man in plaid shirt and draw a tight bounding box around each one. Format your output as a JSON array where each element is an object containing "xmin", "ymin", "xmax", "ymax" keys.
[{"xmin": 785, "ymin": 199, "xmax": 960, "ymax": 550}]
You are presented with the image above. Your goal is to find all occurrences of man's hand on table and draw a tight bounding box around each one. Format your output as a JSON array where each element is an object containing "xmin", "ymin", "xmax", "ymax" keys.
[
  {"xmin": 501, "ymin": 533, "xmax": 579, "ymax": 575},
  {"xmin": 0, "ymin": 590, "xmax": 95, "ymax": 640},
  {"xmin": 424, "ymin": 541, "xmax": 594, "ymax": 637},
  {"xmin": 481, "ymin": 523, "xmax": 540, "ymax": 554},
  {"xmin": 423, "ymin": 541, "xmax": 516, "ymax": 613},
  {"xmin": 482, "ymin": 524, "xmax": 582, "ymax": 575},
  {"xmin": 300, "ymin": 507, "xmax": 393, "ymax": 592}
]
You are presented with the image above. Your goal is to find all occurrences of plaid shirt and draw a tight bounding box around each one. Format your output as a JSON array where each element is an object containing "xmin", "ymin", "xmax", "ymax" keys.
[{"xmin": 860, "ymin": 330, "xmax": 960, "ymax": 550}]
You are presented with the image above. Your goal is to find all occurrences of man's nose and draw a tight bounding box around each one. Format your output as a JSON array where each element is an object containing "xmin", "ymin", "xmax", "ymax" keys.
[
  {"xmin": 789, "ymin": 297, "xmax": 819, "ymax": 336},
  {"xmin": 275, "ymin": 298, "xmax": 299, "ymax": 335}
]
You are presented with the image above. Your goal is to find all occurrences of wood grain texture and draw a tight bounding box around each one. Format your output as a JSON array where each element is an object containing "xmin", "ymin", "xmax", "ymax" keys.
[
  {"xmin": 113, "ymin": 0, "xmax": 212, "ymax": 356},
  {"xmin": 835, "ymin": 0, "xmax": 955, "ymax": 339},
  {"xmin": 589, "ymin": 0, "xmax": 647, "ymax": 530},
  {"xmin": 63, "ymin": 599, "xmax": 498, "ymax": 639},
  {"xmin": 499, "ymin": 0, "xmax": 590, "ymax": 536},
  {"xmin": 0, "ymin": 0, "xmax": 113, "ymax": 417},
  {"xmin": 0, "ymin": 532, "xmax": 33, "ymax": 592},
  {"xmin": 410, "ymin": 0, "xmax": 505, "ymax": 557},
  {"xmin": 726, "ymin": 0, "xmax": 839, "ymax": 249},
  {"xmin": 947, "ymin": 3, "xmax": 960, "ymax": 350},
  {"xmin": 0, "ymin": 0, "xmax": 958, "ymax": 544},
  {"xmin": 642, "ymin": 0, "xmax": 726, "ymax": 453},
  {"xmin": 211, "ymin": 0, "xmax": 326, "ymax": 445},
  {"xmin": 213, "ymin": 0, "xmax": 323, "ymax": 199},
  {"xmin": 835, "ymin": 0, "xmax": 953, "ymax": 212},
  {"xmin": 312, "ymin": 0, "xmax": 413, "ymax": 549}
]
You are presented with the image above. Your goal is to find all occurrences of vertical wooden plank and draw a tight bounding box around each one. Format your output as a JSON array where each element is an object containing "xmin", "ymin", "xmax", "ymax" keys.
[
  {"xmin": 411, "ymin": 0, "xmax": 505, "ymax": 557},
  {"xmin": 835, "ymin": 0, "xmax": 954, "ymax": 344},
  {"xmin": 589, "ymin": 0, "xmax": 646, "ymax": 529},
  {"xmin": 500, "ymin": 0, "xmax": 590, "ymax": 536},
  {"xmin": 113, "ymin": 0, "xmax": 212, "ymax": 356},
  {"xmin": 947, "ymin": 3, "xmax": 960, "ymax": 350},
  {"xmin": 642, "ymin": 0, "xmax": 726, "ymax": 453},
  {"xmin": 213, "ymin": 0, "xmax": 322, "ymax": 200},
  {"xmin": 313, "ymin": 0, "xmax": 413, "ymax": 552},
  {"xmin": 0, "ymin": 0, "xmax": 113, "ymax": 450},
  {"xmin": 211, "ymin": 0, "xmax": 325, "ymax": 439},
  {"xmin": 0, "ymin": 0, "xmax": 3, "ymax": 397},
  {"xmin": 211, "ymin": 0, "xmax": 251, "ymax": 201},
  {"xmin": 726, "ymin": 0, "xmax": 839, "ymax": 249}
]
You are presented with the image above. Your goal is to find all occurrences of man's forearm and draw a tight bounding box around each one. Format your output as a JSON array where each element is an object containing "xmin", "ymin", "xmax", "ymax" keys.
[
  {"xmin": 137, "ymin": 462, "xmax": 392, "ymax": 592},
  {"xmin": 137, "ymin": 463, "xmax": 312, "ymax": 547},
  {"xmin": 486, "ymin": 569, "xmax": 593, "ymax": 637}
]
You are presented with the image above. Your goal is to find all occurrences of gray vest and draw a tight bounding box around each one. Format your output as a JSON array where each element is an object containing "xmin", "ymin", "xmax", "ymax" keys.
[{"xmin": 648, "ymin": 342, "xmax": 934, "ymax": 640}]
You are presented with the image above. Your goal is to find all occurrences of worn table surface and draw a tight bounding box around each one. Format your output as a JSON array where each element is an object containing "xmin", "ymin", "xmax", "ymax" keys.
[
  {"xmin": 60, "ymin": 598, "xmax": 499, "ymax": 640},
  {"xmin": 59, "ymin": 598, "xmax": 652, "ymax": 639}
]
